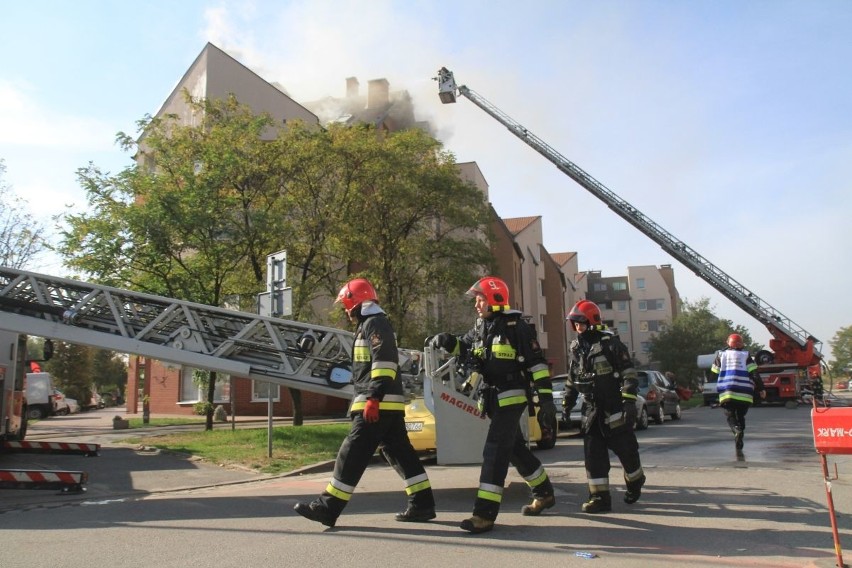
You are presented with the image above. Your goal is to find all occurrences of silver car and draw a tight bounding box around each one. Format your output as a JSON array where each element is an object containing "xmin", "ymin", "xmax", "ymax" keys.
[{"xmin": 557, "ymin": 373, "xmax": 649, "ymax": 432}]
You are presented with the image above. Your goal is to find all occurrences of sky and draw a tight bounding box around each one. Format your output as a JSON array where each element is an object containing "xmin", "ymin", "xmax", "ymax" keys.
[{"xmin": 1, "ymin": 0, "xmax": 851, "ymax": 362}]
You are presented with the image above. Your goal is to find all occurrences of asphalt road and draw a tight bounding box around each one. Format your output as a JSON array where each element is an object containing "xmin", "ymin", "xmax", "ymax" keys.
[{"xmin": 1, "ymin": 399, "xmax": 851, "ymax": 568}]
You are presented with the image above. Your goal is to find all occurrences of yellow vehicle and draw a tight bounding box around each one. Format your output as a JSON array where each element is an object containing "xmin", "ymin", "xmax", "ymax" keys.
[{"xmin": 401, "ymin": 348, "xmax": 557, "ymax": 462}]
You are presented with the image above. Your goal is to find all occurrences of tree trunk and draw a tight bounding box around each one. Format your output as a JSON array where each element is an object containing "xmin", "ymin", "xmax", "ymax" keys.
[
  {"xmin": 206, "ymin": 372, "xmax": 217, "ymax": 431},
  {"xmin": 289, "ymin": 387, "xmax": 303, "ymax": 426}
]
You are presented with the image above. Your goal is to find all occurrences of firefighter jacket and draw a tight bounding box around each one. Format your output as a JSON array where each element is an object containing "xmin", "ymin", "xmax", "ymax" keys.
[
  {"xmin": 348, "ymin": 310, "xmax": 407, "ymax": 415},
  {"xmin": 565, "ymin": 328, "xmax": 638, "ymax": 428},
  {"xmin": 448, "ymin": 310, "xmax": 553, "ymax": 409},
  {"xmin": 711, "ymin": 347, "xmax": 764, "ymax": 405}
]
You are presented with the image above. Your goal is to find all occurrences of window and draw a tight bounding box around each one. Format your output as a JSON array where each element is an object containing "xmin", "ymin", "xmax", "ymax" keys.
[
  {"xmin": 617, "ymin": 321, "xmax": 629, "ymax": 335},
  {"xmin": 636, "ymin": 278, "xmax": 645, "ymax": 289},
  {"xmin": 599, "ymin": 301, "xmax": 612, "ymax": 310},
  {"xmin": 639, "ymin": 299, "xmax": 664, "ymax": 311},
  {"xmin": 612, "ymin": 282, "xmax": 627, "ymax": 291},
  {"xmin": 639, "ymin": 321, "xmax": 649, "ymax": 332},
  {"xmin": 593, "ymin": 282, "xmax": 607, "ymax": 292},
  {"xmin": 641, "ymin": 320, "xmax": 664, "ymax": 332},
  {"xmin": 179, "ymin": 368, "xmax": 230, "ymax": 403},
  {"xmin": 640, "ymin": 341, "xmax": 651, "ymax": 353},
  {"xmin": 252, "ymin": 380, "xmax": 280, "ymax": 402},
  {"xmin": 616, "ymin": 301, "xmax": 627, "ymax": 311}
]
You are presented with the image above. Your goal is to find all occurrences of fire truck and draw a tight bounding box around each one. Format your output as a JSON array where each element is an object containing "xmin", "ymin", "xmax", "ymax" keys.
[{"xmin": 435, "ymin": 67, "xmax": 824, "ymax": 403}]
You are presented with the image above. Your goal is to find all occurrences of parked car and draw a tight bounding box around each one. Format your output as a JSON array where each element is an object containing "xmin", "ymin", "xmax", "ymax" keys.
[
  {"xmin": 86, "ymin": 392, "xmax": 106, "ymax": 410},
  {"xmin": 552, "ymin": 374, "xmax": 569, "ymax": 430},
  {"xmin": 64, "ymin": 396, "xmax": 81, "ymax": 414},
  {"xmin": 565, "ymin": 390, "xmax": 650, "ymax": 431},
  {"xmin": 52, "ymin": 389, "xmax": 70, "ymax": 416},
  {"xmin": 637, "ymin": 370, "xmax": 682, "ymax": 424}
]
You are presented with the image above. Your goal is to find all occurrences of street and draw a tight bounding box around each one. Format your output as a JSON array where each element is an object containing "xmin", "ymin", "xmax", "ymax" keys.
[{"xmin": 1, "ymin": 400, "xmax": 851, "ymax": 568}]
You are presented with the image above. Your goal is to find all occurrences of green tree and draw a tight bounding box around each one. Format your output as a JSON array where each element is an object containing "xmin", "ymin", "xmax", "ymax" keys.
[
  {"xmin": 59, "ymin": 94, "xmax": 287, "ymax": 429},
  {"xmin": 44, "ymin": 341, "xmax": 92, "ymax": 403},
  {"xmin": 648, "ymin": 298, "xmax": 762, "ymax": 389},
  {"xmin": 829, "ymin": 325, "xmax": 852, "ymax": 377},
  {"xmin": 0, "ymin": 159, "xmax": 46, "ymax": 269},
  {"xmin": 57, "ymin": 95, "xmax": 494, "ymax": 426},
  {"xmin": 91, "ymin": 349, "xmax": 128, "ymax": 397}
]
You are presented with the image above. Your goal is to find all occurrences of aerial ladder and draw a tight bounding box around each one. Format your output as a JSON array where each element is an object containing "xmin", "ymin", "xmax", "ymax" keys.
[
  {"xmin": 435, "ymin": 67, "xmax": 823, "ymax": 396},
  {"xmin": 0, "ymin": 266, "xmax": 360, "ymax": 399},
  {"xmin": 0, "ymin": 266, "xmax": 377, "ymax": 491}
]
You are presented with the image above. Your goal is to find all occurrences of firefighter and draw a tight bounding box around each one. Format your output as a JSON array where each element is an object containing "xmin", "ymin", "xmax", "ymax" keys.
[
  {"xmin": 563, "ymin": 300, "xmax": 645, "ymax": 513},
  {"xmin": 294, "ymin": 278, "xmax": 436, "ymax": 527},
  {"xmin": 431, "ymin": 276, "xmax": 556, "ymax": 534},
  {"xmin": 710, "ymin": 333, "xmax": 766, "ymax": 454}
]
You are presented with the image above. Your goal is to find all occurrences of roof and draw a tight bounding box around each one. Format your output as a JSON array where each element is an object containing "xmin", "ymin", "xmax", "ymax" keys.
[{"xmin": 502, "ymin": 216, "xmax": 540, "ymax": 236}]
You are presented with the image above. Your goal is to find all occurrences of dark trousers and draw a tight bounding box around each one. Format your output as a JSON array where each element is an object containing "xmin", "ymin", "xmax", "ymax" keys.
[
  {"xmin": 474, "ymin": 401, "xmax": 553, "ymax": 521},
  {"xmin": 319, "ymin": 412, "xmax": 434, "ymax": 517},
  {"xmin": 721, "ymin": 400, "xmax": 750, "ymax": 434},
  {"xmin": 584, "ymin": 420, "xmax": 643, "ymax": 495}
]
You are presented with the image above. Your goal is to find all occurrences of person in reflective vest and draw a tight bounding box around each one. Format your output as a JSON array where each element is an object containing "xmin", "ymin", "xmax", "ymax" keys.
[
  {"xmin": 430, "ymin": 276, "xmax": 556, "ymax": 534},
  {"xmin": 294, "ymin": 278, "xmax": 436, "ymax": 527},
  {"xmin": 710, "ymin": 333, "xmax": 766, "ymax": 454},
  {"xmin": 563, "ymin": 300, "xmax": 645, "ymax": 514}
]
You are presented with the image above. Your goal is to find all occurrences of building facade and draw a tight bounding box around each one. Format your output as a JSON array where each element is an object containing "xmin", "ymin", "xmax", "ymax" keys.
[{"xmin": 126, "ymin": 42, "xmax": 679, "ymax": 416}]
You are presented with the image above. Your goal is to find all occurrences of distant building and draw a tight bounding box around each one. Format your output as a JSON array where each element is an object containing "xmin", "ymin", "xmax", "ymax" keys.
[{"xmin": 582, "ymin": 265, "xmax": 681, "ymax": 366}]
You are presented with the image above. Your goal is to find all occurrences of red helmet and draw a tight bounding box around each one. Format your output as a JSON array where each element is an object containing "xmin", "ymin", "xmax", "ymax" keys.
[
  {"xmin": 466, "ymin": 276, "xmax": 510, "ymax": 311},
  {"xmin": 335, "ymin": 278, "xmax": 378, "ymax": 315},
  {"xmin": 567, "ymin": 300, "xmax": 602, "ymax": 326},
  {"xmin": 727, "ymin": 333, "xmax": 744, "ymax": 349}
]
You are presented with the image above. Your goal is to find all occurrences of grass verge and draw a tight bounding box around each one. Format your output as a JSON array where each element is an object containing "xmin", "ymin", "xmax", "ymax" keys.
[{"xmin": 124, "ymin": 422, "xmax": 350, "ymax": 475}]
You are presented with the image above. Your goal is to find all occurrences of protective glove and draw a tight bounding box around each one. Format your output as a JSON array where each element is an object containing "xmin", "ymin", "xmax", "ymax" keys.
[
  {"xmin": 623, "ymin": 400, "xmax": 637, "ymax": 428},
  {"xmin": 363, "ymin": 398, "xmax": 380, "ymax": 423},
  {"xmin": 537, "ymin": 399, "xmax": 557, "ymax": 425},
  {"xmin": 431, "ymin": 332, "xmax": 455, "ymax": 352}
]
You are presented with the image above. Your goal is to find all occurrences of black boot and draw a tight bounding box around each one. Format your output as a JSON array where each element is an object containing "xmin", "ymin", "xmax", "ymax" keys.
[
  {"xmin": 624, "ymin": 474, "xmax": 646, "ymax": 504},
  {"xmin": 735, "ymin": 431, "xmax": 744, "ymax": 451},
  {"xmin": 294, "ymin": 500, "xmax": 337, "ymax": 527},
  {"xmin": 581, "ymin": 492, "xmax": 612, "ymax": 514},
  {"xmin": 395, "ymin": 505, "xmax": 436, "ymax": 522}
]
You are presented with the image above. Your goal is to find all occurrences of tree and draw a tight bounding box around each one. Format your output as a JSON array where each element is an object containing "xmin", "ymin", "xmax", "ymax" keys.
[
  {"xmin": 829, "ymin": 325, "xmax": 852, "ymax": 377},
  {"xmin": 44, "ymin": 341, "xmax": 93, "ymax": 403},
  {"xmin": 58, "ymin": 95, "xmax": 495, "ymax": 426},
  {"xmin": 648, "ymin": 298, "xmax": 762, "ymax": 389},
  {"xmin": 91, "ymin": 349, "xmax": 128, "ymax": 397},
  {"xmin": 59, "ymin": 94, "xmax": 287, "ymax": 429},
  {"xmin": 0, "ymin": 159, "xmax": 46, "ymax": 268}
]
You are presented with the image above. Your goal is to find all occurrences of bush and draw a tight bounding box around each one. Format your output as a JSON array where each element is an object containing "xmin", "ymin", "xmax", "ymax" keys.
[{"xmin": 193, "ymin": 401, "xmax": 213, "ymax": 416}]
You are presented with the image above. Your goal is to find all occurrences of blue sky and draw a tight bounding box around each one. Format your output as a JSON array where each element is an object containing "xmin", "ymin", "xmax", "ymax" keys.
[{"xmin": 2, "ymin": 1, "xmax": 850, "ymax": 362}]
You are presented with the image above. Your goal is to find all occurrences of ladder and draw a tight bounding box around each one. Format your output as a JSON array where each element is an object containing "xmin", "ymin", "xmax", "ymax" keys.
[
  {"xmin": 0, "ymin": 267, "xmax": 355, "ymax": 399},
  {"xmin": 436, "ymin": 67, "xmax": 821, "ymax": 365}
]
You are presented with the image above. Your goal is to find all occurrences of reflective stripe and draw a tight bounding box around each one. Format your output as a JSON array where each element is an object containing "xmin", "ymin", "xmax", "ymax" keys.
[
  {"xmin": 621, "ymin": 393, "xmax": 637, "ymax": 400},
  {"xmin": 624, "ymin": 467, "xmax": 645, "ymax": 482},
  {"xmin": 491, "ymin": 343, "xmax": 516, "ymax": 360},
  {"xmin": 537, "ymin": 388, "xmax": 553, "ymax": 395},
  {"xmin": 370, "ymin": 367, "xmax": 397, "ymax": 380},
  {"xmin": 587, "ymin": 477, "xmax": 609, "ymax": 493},
  {"xmin": 353, "ymin": 345, "xmax": 371, "ymax": 363},
  {"xmin": 524, "ymin": 466, "xmax": 548, "ymax": 488},
  {"xmin": 477, "ymin": 482, "xmax": 504, "ymax": 503},
  {"xmin": 719, "ymin": 391, "xmax": 754, "ymax": 404},
  {"xmin": 497, "ymin": 389, "xmax": 527, "ymax": 407},
  {"xmin": 406, "ymin": 479, "xmax": 432, "ymax": 495},
  {"xmin": 326, "ymin": 478, "xmax": 355, "ymax": 501},
  {"xmin": 350, "ymin": 394, "xmax": 406, "ymax": 412},
  {"xmin": 529, "ymin": 364, "xmax": 549, "ymax": 381},
  {"xmin": 605, "ymin": 411, "xmax": 624, "ymax": 424},
  {"xmin": 371, "ymin": 361, "xmax": 398, "ymax": 377}
]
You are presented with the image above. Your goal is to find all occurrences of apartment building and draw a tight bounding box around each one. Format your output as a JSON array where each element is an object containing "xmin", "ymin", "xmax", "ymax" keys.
[
  {"xmin": 125, "ymin": 42, "xmax": 674, "ymax": 415},
  {"xmin": 583, "ymin": 265, "xmax": 681, "ymax": 366}
]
